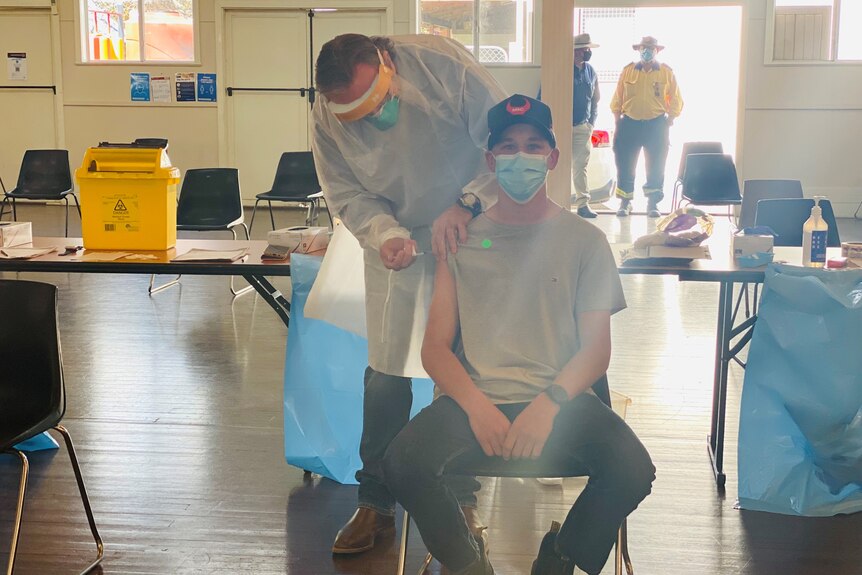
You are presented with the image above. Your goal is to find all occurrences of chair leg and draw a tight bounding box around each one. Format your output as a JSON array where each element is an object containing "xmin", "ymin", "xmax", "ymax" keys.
[
  {"xmin": 396, "ymin": 509, "xmax": 410, "ymax": 575},
  {"xmin": 249, "ymin": 199, "xmax": 261, "ymax": 235},
  {"xmin": 417, "ymin": 553, "xmax": 433, "ymax": 575},
  {"xmin": 149, "ymin": 273, "xmax": 181, "ymax": 294},
  {"xmin": 616, "ymin": 518, "xmax": 634, "ymax": 575},
  {"xmin": 52, "ymin": 425, "xmax": 104, "ymax": 574},
  {"xmin": 4, "ymin": 450, "xmax": 29, "ymax": 575},
  {"xmin": 229, "ymin": 224, "xmax": 253, "ymax": 297},
  {"xmin": 268, "ymin": 201, "xmax": 276, "ymax": 230},
  {"xmin": 64, "ymin": 196, "xmax": 70, "ymax": 237},
  {"xmin": 0, "ymin": 197, "xmax": 9, "ymax": 222},
  {"xmin": 11, "ymin": 197, "xmax": 17, "ymax": 222},
  {"xmin": 305, "ymin": 202, "xmax": 314, "ymax": 227}
]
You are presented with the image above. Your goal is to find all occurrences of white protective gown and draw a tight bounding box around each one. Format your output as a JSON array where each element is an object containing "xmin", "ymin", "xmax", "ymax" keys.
[{"xmin": 311, "ymin": 35, "xmax": 506, "ymax": 377}]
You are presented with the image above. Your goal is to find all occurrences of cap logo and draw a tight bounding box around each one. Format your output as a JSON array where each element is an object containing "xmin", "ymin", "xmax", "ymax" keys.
[{"xmin": 506, "ymin": 99, "xmax": 531, "ymax": 116}]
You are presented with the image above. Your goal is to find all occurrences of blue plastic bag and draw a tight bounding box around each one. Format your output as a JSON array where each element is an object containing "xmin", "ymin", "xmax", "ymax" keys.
[
  {"xmin": 738, "ymin": 264, "xmax": 862, "ymax": 516},
  {"xmin": 284, "ymin": 254, "xmax": 433, "ymax": 484}
]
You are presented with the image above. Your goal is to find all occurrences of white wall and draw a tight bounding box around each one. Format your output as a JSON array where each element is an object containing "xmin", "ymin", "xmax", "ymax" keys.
[
  {"xmin": 742, "ymin": 0, "xmax": 862, "ymax": 216},
  {"xmin": 6, "ymin": 0, "xmax": 861, "ymax": 215}
]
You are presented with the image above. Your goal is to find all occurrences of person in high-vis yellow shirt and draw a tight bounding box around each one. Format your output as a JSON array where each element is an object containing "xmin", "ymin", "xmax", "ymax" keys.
[{"xmin": 610, "ymin": 36, "xmax": 683, "ymax": 217}]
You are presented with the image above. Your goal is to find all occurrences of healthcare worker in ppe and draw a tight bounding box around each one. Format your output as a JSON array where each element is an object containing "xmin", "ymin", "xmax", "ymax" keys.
[{"xmin": 311, "ymin": 33, "xmax": 506, "ymax": 555}]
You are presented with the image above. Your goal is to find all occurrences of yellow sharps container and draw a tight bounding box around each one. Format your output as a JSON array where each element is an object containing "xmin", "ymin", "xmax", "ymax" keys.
[{"xmin": 76, "ymin": 142, "xmax": 180, "ymax": 250}]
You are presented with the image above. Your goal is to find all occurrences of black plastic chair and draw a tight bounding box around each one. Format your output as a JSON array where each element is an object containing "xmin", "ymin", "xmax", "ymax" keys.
[
  {"xmin": 149, "ymin": 168, "xmax": 252, "ymax": 296},
  {"xmin": 0, "ymin": 150, "xmax": 81, "ymax": 235},
  {"xmin": 396, "ymin": 376, "xmax": 634, "ymax": 575},
  {"xmin": 734, "ymin": 180, "xmax": 804, "ymax": 321},
  {"xmin": 249, "ymin": 152, "xmax": 330, "ymax": 233},
  {"xmin": 738, "ymin": 179, "xmax": 804, "ymax": 230},
  {"xmin": 755, "ymin": 198, "xmax": 841, "ymax": 247},
  {"xmin": 0, "ymin": 280, "xmax": 103, "ymax": 574},
  {"xmin": 679, "ymin": 153, "xmax": 742, "ymax": 213},
  {"xmin": 671, "ymin": 141, "xmax": 723, "ymax": 209}
]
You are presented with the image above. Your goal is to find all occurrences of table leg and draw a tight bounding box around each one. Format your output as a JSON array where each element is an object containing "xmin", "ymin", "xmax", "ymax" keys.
[
  {"xmin": 244, "ymin": 274, "xmax": 290, "ymax": 327},
  {"xmin": 707, "ymin": 280, "xmax": 733, "ymax": 489}
]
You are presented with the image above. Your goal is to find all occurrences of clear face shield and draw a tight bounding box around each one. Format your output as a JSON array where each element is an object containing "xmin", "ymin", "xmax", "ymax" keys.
[{"xmin": 328, "ymin": 50, "xmax": 397, "ymax": 124}]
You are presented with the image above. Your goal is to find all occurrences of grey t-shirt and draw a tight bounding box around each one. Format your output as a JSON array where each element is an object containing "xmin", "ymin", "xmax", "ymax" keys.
[{"xmin": 449, "ymin": 209, "xmax": 626, "ymax": 404}]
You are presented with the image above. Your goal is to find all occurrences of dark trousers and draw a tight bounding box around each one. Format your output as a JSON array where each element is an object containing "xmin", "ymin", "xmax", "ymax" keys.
[
  {"xmin": 613, "ymin": 115, "xmax": 670, "ymax": 200},
  {"xmin": 356, "ymin": 367, "xmax": 480, "ymax": 515},
  {"xmin": 383, "ymin": 394, "xmax": 655, "ymax": 574}
]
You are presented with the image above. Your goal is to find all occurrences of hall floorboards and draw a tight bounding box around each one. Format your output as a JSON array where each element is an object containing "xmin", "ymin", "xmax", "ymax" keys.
[{"xmin": 1, "ymin": 205, "xmax": 861, "ymax": 574}]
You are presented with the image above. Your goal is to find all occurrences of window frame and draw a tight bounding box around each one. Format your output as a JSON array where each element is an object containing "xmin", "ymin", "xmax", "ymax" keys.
[
  {"xmin": 416, "ymin": 0, "xmax": 538, "ymax": 67},
  {"xmin": 764, "ymin": 0, "xmax": 862, "ymax": 65},
  {"xmin": 76, "ymin": 0, "xmax": 201, "ymax": 65}
]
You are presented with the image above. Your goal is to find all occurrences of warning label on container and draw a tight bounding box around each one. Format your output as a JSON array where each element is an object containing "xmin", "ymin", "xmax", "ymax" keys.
[{"xmin": 102, "ymin": 193, "xmax": 140, "ymax": 232}]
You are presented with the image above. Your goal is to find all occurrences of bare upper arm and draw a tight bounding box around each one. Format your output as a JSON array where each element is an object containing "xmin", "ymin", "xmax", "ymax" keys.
[{"xmin": 422, "ymin": 261, "xmax": 460, "ymax": 355}]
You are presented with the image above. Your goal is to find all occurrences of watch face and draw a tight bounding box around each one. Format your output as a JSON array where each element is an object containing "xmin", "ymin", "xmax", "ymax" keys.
[{"xmin": 546, "ymin": 385, "xmax": 568, "ymax": 404}]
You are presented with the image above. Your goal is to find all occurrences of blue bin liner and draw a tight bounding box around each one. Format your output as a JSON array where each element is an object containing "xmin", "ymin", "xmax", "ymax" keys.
[{"xmin": 284, "ymin": 254, "xmax": 433, "ymax": 484}]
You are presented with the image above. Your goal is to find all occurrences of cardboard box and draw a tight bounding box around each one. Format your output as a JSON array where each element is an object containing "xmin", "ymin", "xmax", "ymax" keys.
[
  {"xmin": 733, "ymin": 233, "xmax": 774, "ymax": 258},
  {"xmin": 0, "ymin": 222, "xmax": 32, "ymax": 247}
]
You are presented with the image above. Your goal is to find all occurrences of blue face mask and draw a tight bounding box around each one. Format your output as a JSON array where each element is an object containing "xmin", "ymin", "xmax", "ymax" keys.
[
  {"xmin": 640, "ymin": 48, "xmax": 656, "ymax": 62},
  {"xmin": 366, "ymin": 97, "xmax": 400, "ymax": 131},
  {"xmin": 494, "ymin": 152, "xmax": 550, "ymax": 204}
]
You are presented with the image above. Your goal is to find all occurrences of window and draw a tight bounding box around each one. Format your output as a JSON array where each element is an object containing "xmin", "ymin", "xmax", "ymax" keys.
[
  {"xmin": 418, "ymin": 0, "xmax": 534, "ymax": 64},
  {"xmin": 769, "ymin": 0, "xmax": 861, "ymax": 62},
  {"xmin": 83, "ymin": 0, "xmax": 195, "ymax": 62}
]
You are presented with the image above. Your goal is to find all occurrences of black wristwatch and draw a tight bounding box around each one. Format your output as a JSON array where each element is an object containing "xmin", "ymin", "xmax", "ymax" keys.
[
  {"xmin": 543, "ymin": 384, "xmax": 570, "ymax": 406},
  {"xmin": 456, "ymin": 192, "xmax": 482, "ymax": 218}
]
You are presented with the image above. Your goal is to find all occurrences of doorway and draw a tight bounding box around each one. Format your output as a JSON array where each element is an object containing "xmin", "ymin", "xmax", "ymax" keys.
[
  {"xmin": 220, "ymin": 7, "xmax": 387, "ymax": 201},
  {"xmin": 0, "ymin": 8, "xmax": 61, "ymax": 188},
  {"xmin": 577, "ymin": 5, "xmax": 743, "ymax": 213}
]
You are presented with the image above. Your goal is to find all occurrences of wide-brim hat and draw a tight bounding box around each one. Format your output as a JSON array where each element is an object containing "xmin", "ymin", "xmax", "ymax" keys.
[
  {"xmin": 487, "ymin": 94, "xmax": 556, "ymax": 150},
  {"xmin": 574, "ymin": 33, "xmax": 599, "ymax": 49},
  {"xmin": 633, "ymin": 36, "xmax": 664, "ymax": 51}
]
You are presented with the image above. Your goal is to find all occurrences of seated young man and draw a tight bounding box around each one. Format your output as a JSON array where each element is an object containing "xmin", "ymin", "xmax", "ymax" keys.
[{"xmin": 382, "ymin": 95, "xmax": 655, "ymax": 575}]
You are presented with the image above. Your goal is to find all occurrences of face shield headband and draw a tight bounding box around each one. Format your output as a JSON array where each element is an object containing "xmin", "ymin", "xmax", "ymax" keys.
[{"xmin": 328, "ymin": 50, "xmax": 394, "ymax": 122}]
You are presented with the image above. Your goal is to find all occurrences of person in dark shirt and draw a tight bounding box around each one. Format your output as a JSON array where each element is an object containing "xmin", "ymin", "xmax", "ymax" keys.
[{"xmin": 540, "ymin": 33, "xmax": 601, "ymax": 219}]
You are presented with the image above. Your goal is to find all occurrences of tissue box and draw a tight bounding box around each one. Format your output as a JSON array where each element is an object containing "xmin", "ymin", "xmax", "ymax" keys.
[
  {"xmin": 267, "ymin": 226, "xmax": 330, "ymax": 253},
  {"xmin": 733, "ymin": 233, "xmax": 773, "ymax": 258},
  {"xmin": 0, "ymin": 222, "xmax": 32, "ymax": 247}
]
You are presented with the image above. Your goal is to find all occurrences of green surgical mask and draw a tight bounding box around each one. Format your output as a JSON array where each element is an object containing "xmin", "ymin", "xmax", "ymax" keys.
[{"xmin": 367, "ymin": 97, "xmax": 400, "ymax": 131}]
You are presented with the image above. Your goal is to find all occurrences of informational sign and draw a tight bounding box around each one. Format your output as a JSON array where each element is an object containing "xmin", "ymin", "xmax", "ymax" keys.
[
  {"xmin": 151, "ymin": 76, "xmax": 171, "ymax": 103},
  {"xmin": 7, "ymin": 52, "xmax": 27, "ymax": 81},
  {"xmin": 197, "ymin": 73, "xmax": 217, "ymax": 102},
  {"xmin": 175, "ymin": 72, "xmax": 196, "ymax": 102},
  {"xmin": 130, "ymin": 73, "xmax": 150, "ymax": 102}
]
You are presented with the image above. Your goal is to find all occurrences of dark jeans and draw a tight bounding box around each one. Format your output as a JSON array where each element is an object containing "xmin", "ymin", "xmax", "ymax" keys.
[
  {"xmin": 356, "ymin": 367, "xmax": 480, "ymax": 515},
  {"xmin": 383, "ymin": 394, "xmax": 655, "ymax": 574},
  {"xmin": 613, "ymin": 115, "xmax": 670, "ymax": 199}
]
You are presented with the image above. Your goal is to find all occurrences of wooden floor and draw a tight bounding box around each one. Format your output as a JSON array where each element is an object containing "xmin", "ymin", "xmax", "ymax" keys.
[{"xmin": 1, "ymin": 205, "xmax": 861, "ymax": 575}]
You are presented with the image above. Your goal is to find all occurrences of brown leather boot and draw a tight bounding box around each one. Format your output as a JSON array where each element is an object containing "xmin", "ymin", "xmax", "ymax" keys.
[{"xmin": 332, "ymin": 507, "xmax": 395, "ymax": 554}]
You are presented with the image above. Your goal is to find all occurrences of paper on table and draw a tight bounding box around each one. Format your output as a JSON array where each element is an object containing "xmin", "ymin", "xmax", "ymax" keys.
[
  {"xmin": 73, "ymin": 251, "xmax": 135, "ymax": 262},
  {"xmin": 171, "ymin": 248, "xmax": 249, "ymax": 262},
  {"xmin": 620, "ymin": 245, "xmax": 711, "ymax": 263},
  {"xmin": 0, "ymin": 247, "xmax": 56, "ymax": 259}
]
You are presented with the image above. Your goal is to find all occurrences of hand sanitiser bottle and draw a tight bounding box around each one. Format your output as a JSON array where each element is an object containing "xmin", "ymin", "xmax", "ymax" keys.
[{"xmin": 802, "ymin": 196, "xmax": 829, "ymax": 268}]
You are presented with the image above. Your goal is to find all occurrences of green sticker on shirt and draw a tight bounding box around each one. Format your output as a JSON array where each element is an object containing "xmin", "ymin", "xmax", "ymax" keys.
[{"xmin": 482, "ymin": 239, "xmax": 492, "ymax": 249}]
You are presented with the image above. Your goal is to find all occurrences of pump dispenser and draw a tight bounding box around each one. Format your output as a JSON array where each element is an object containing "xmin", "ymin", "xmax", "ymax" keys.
[{"xmin": 802, "ymin": 196, "xmax": 829, "ymax": 268}]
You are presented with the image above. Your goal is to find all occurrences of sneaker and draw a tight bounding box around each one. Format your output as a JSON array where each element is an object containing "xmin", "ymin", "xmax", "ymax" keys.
[
  {"xmin": 576, "ymin": 205, "xmax": 597, "ymax": 219},
  {"xmin": 530, "ymin": 521, "xmax": 574, "ymax": 575},
  {"xmin": 616, "ymin": 199, "xmax": 632, "ymax": 217},
  {"xmin": 646, "ymin": 197, "xmax": 661, "ymax": 218}
]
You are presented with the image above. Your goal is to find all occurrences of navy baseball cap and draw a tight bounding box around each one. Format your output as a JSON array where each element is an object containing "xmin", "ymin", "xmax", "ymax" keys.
[{"xmin": 487, "ymin": 94, "xmax": 556, "ymax": 150}]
